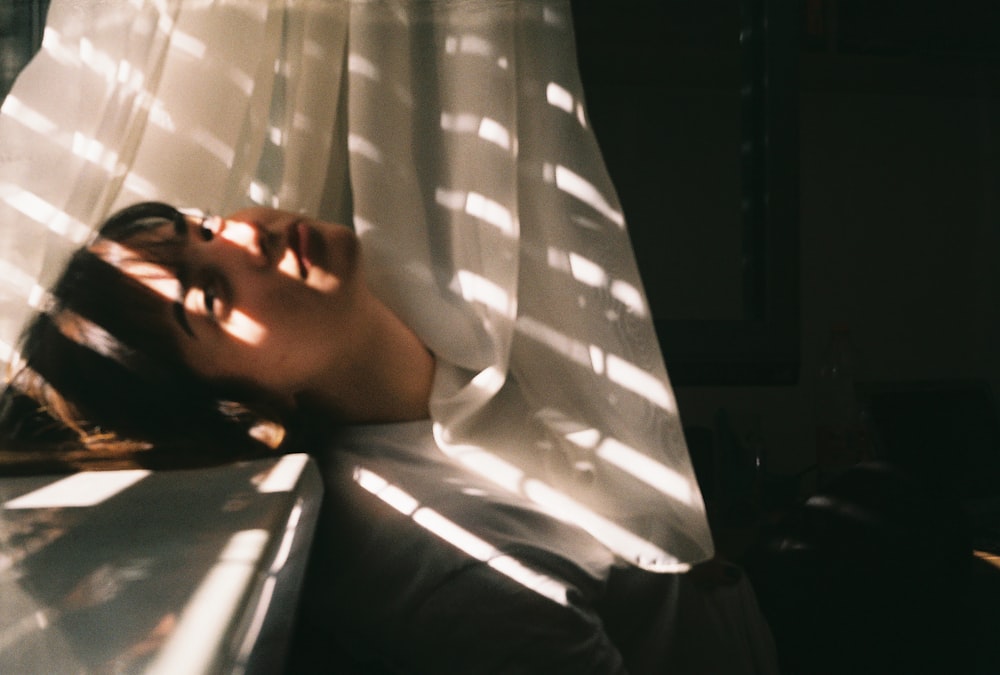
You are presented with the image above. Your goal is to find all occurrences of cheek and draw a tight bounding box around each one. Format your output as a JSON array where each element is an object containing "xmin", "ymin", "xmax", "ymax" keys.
[
  {"xmin": 220, "ymin": 308, "xmax": 268, "ymax": 346},
  {"xmin": 249, "ymin": 317, "xmax": 324, "ymax": 379},
  {"xmin": 220, "ymin": 275, "xmax": 354, "ymax": 384},
  {"xmin": 227, "ymin": 280, "xmax": 308, "ymax": 344},
  {"xmin": 185, "ymin": 334, "xmax": 301, "ymax": 398},
  {"xmin": 242, "ymin": 338, "xmax": 324, "ymax": 399}
]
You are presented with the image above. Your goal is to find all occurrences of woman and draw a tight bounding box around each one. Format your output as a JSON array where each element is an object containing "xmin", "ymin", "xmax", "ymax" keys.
[
  {"xmin": 0, "ymin": 202, "xmax": 778, "ymax": 673},
  {"xmin": 0, "ymin": 201, "xmax": 434, "ymax": 470}
]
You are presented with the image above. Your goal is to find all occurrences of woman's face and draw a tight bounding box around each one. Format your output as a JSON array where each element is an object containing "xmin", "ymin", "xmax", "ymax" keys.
[{"xmin": 114, "ymin": 207, "xmax": 365, "ymax": 406}]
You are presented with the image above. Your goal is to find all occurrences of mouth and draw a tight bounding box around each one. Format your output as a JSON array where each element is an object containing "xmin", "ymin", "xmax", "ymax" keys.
[{"xmin": 286, "ymin": 221, "xmax": 312, "ymax": 280}]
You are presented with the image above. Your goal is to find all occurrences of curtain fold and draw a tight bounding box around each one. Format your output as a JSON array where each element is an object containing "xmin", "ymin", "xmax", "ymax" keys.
[
  {"xmin": 0, "ymin": 0, "xmax": 713, "ymax": 571},
  {"xmin": 0, "ymin": 0, "xmax": 180, "ymax": 346}
]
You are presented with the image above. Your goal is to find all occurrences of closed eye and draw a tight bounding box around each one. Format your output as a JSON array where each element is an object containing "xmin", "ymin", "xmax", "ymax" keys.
[
  {"xmin": 180, "ymin": 275, "xmax": 230, "ymax": 329},
  {"xmin": 200, "ymin": 273, "xmax": 230, "ymax": 321}
]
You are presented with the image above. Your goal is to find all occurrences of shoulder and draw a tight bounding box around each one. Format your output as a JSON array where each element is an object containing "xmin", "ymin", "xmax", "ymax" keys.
[{"xmin": 292, "ymin": 424, "xmax": 626, "ymax": 673}]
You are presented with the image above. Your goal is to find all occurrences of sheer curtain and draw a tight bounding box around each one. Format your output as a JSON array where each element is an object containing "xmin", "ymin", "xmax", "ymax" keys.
[{"xmin": 0, "ymin": 0, "xmax": 713, "ymax": 571}]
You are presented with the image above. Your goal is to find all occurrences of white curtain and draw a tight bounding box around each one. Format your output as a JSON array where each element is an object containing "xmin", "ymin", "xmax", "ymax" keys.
[{"xmin": 0, "ymin": 0, "xmax": 714, "ymax": 571}]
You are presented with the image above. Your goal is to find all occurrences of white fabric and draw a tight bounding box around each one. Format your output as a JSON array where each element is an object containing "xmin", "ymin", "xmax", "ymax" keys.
[{"xmin": 0, "ymin": 0, "xmax": 713, "ymax": 570}]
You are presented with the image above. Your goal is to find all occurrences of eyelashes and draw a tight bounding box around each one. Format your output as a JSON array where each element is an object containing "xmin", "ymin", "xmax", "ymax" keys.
[
  {"xmin": 192, "ymin": 277, "xmax": 227, "ymax": 320},
  {"xmin": 202, "ymin": 285, "xmax": 219, "ymax": 318},
  {"xmin": 179, "ymin": 276, "xmax": 229, "ymax": 336}
]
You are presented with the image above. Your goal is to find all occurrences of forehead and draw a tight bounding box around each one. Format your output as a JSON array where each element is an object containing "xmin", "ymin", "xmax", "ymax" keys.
[
  {"xmin": 89, "ymin": 222, "xmax": 186, "ymax": 301},
  {"xmin": 110, "ymin": 215, "xmax": 185, "ymax": 257}
]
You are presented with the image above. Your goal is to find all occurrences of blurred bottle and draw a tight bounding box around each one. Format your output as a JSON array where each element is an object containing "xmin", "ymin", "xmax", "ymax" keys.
[{"xmin": 814, "ymin": 325, "xmax": 870, "ymax": 484}]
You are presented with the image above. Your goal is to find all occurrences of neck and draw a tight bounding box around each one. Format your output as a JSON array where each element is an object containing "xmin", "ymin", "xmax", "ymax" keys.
[{"xmin": 298, "ymin": 291, "xmax": 434, "ymax": 424}]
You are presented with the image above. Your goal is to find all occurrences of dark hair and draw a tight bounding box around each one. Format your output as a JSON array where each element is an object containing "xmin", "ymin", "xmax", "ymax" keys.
[{"xmin": 0, "ymin": 202, "xmax": 291, "ymax": 474}]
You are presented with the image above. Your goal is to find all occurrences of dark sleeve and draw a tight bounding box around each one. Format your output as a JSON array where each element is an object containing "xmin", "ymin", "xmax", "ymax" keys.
[
  {"xmin": 389, "ymin": 559, "xmax": 628, "ymax": 675},
  {"xmin": 286, "ymin": 462, "xmax": 627, "ymax": 675}
]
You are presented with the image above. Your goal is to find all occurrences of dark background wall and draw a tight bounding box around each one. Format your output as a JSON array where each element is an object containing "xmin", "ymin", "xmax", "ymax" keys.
[
  {"xmin": 573, "ymin": 0, "xmax": 1000, "ymax": 484},
  {"xmin": 0, "ymin": 0, "xmax": 47, "ymax": 102}
]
